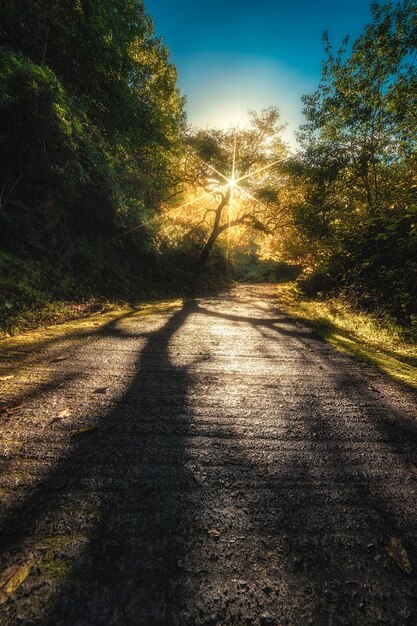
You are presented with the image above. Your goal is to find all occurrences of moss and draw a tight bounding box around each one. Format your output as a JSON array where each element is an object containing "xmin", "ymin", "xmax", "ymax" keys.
[
  {"xmin": 35, "ymin": 534, "xmax": 88, "ymax": 580},
  {"xmin": 38, "ymin": 551, "xmax": 73, "ymax": 580}
]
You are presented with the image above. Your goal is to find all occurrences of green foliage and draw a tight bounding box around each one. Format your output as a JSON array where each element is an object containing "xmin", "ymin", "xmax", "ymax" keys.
[
  {"xmin": 288, "ymin": 1, "xmax": 417, "ymax": 326},
  {"xmin": 233, "ymin": 252, "xmax": 301, "ymax": 284},
  {"xmin": 0, "ymin": 0, "xmax": 186, "ymax": 320},
  {"xmin": 0, "ymin": 243, "xmax": 169, "ymax": 334},
  {"xmin": 329, "ymin": 207, "xmax": 417, "ymax": 322},
  {"xmin": 0, "ymin": 48, "xmax": 116, "ymax": 248},
  {"xmin": 0, "ymin": 0, "xmax": 184, "ymax": 140},
  {"xmin": 181, "ymin": 108, "xmax": 288, "ymax": 267}
]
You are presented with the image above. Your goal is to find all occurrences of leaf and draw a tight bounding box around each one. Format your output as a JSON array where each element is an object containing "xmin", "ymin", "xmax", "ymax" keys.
[
  {"xmin": 185, "ymin": 463, "xmax": 207, "ymax": 484},
  {"xmin": 410, "ymin": 464, "xmax": 417, "ymax": 477},
  {"xmin": 386, "ymin": 536, "xmax": 412, "ymax": 574},
  {"xmin": 93, "ymin": 387, "xmax": 108, "ymax": 394},
  {"xmin": 208, "ymin": 529, "xmax": 221, "ymax": 539},
  {"xmin": 0, "ymin": 375, "xmax": 14, "ymax": 381},
  {"xmin": 46, "ymin": 408, "xmax": 72, "ymax": 428},
  {"xmin": 0, "ymin": 553, "xmax": 35, "ymax": 605},
  {"xmin": 73, "ymin": 426, "xmax": 98, "ymax": 435}
]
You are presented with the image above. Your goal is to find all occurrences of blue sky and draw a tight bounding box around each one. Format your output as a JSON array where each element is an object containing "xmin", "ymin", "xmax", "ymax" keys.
[{"xmin": 145, "ymin": 0, "xmax": 374, "ymax": 146}]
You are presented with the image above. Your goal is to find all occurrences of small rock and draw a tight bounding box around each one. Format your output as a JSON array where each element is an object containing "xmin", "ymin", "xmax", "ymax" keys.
[
  {"xmin": 323, "ymin": 589, "xmax": 333, "ymax": 602},
  {"xmin": 93, "ymin": 387, "xmax": 108, "ymax": 394},
  {"xmin": 260, "ymin": 613, "xmax": 275, "ymax": 625},
  {"xmin": 353, "ymin": 592, "xmax": 364, "ymax": 610}
]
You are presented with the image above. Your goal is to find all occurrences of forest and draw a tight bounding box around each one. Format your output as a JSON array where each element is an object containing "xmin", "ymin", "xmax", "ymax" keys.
[
  {"xmin": 0, "ymin": 0, "xmax": 416, "ymax": 336},
  {"xmin": 1, "ymin": 3, "xmax": 417, "ymax": 623}
]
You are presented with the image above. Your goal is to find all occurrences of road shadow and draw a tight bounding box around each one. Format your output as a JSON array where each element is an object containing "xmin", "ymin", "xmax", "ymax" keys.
[
  {"xmin": 0, "ymin": 292, "xmax": 417, "ymax": 624},
  {"xmin": 186, "ymin": 302, "xmax": 417, "ymax": 624},
  {"xmin": 0, "ymin": 301, "xmax": 200, "ymax": 624}
]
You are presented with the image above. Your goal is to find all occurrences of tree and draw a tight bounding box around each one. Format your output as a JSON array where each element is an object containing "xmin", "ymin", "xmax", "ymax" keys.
[
  {"xmin": 287, "ymin": 0, "xmax": 417, "ymax": 323},
  {"xmin": 168, "ymin": 108, "xmax": 290, "ymax": 269},
  {"xmin": 299, "ymin": 0, "xmax": 417, "ymax": 216},
  {"xmin": 0, "ymin": 0, "xmax": 185, "ymax": 259}
]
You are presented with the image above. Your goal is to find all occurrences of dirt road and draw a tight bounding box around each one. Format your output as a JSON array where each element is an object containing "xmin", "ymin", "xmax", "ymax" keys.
[{"xmin": 0, "ymin": 285, "xmax": 416, "ymax": 625}]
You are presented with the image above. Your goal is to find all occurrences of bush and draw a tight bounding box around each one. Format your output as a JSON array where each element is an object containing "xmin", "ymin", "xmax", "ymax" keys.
[{"xmin": 298, "ymin": 207, "xmax": 417, "ymax": 325}]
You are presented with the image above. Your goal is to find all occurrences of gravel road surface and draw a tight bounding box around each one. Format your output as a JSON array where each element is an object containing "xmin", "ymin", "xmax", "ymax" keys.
[{"xmin": 0, "ymin": 285, "xmax": 416, "ymax": 625}]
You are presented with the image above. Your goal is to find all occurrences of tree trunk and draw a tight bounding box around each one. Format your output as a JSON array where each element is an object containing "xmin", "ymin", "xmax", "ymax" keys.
[
  {"xmin": 198, "ymin": 227, "xmax": 221, "ymax": 269},
  {"xmin": 198, "ymin": 188, "xmax": 231, "ymax": 270}
]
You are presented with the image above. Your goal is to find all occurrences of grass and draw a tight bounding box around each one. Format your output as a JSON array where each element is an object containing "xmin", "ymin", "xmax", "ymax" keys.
[
  {"xmin": 0, "ymin": 299, "xmax": 182, "ymax": 364},
  {"xmin": 279, "ymin": 284, "xmax": 417, "ymax": 390}
]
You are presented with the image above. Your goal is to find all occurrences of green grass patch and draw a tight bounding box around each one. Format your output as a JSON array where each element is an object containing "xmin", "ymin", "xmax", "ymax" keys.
[{"xmin": 280, "ymin": 284, "xmax": 417, "ymax": 390}]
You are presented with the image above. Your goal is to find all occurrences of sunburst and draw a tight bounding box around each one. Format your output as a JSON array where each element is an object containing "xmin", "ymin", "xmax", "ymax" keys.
[{"xmin": 112, "ymin": 132, "xmax": 282, "ymax": 240}]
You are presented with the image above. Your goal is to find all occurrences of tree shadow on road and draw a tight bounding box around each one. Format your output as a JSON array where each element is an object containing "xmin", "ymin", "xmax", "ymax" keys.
[
  {"xmin": 0, "ymin": 295, "xmax": 417, "ymax": 624},
  {"xmin": 0, "ymin": 301, "xmax": 201, "ymax": 624},
  {"xmin": 190, "ymin": 302, "xmax": 417, "ymax": 624}
]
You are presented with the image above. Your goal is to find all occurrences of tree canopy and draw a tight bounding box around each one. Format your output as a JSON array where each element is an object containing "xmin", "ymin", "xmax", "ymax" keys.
[
  {"xmin": 0, "ymin": 0, "xmax": 184, "ymax": 270},
  {"xmin": 158, "ymin": 108, "xmax": 292, "ymax": 270},
  {"xmin": 283, "ymin": 0, "xmax": 417, "ymax": 324}
]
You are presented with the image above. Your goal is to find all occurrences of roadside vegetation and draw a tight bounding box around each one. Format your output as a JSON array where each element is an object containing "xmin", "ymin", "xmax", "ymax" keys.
[
  {"xmin": 281, "ymin": 284, "xmax": 417, "ymax": 389},
  {"xmin": 282, "ymin": 1, "xmax": 417, "ymax": 330}
]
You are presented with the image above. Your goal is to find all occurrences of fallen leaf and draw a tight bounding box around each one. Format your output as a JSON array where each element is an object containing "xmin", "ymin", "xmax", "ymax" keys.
[
  {"xmin": 58, "ymin": 408, "xmax": 71, "ymax": 418},
  {"xmin": 410, "ymin": 464, "xmax": 417, "ymax": 477},
  {"xmin": 186, "ymin": 463, "xmax": 207, "ymax": 484},
  {"xmin": 208, "ymin": 529, "xmax": 221, "ymax": 539},
  {"xmin": 386, "ymin": 536, "xmax": 412, "ymax": 574},
  {"xmin": 0, "ymin": 553, "xmax": 35, "ymax": 605},
  {"xmin": 93, "ymin": 387, "xmax": 108, "ymax": 394},
  {"xmin": 193, "ymin": 470, "xmax": 207, "ymax": 484},
  {"xmin": 0, "ymin": 375, "xmax": 14, "ymax": 381},
  {"xmin": 73, "ymin": 426, "xmax": 99, "ymax": 435}
]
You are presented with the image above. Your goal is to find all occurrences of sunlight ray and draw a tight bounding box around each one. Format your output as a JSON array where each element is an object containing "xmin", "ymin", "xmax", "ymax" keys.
[
  {"xmin": 112, "ymin": 186, "xmax": 224, "ymax": 240},
  {"xmin": 168, "ymin": 186, "xmax": 224, "ymax": 213},
  {"xmin": 194, "ymin": 155, "xmax": 230, "ymax": 184},
  {"xmin": 233, "ymin": 183, "xmax": 271, "ymax": 213},
  {"xmin": 227, "ymin": 127, "xmax": 238, "ymax": 262},
  {"xmin": 113, "ymin": 140, "xmax": 283, "ymax": 243},
  {"xmin": 231, "ymin": 130, "xmax": 237, "ymax": 186},
  {"xmin": 234, "ymin": 158, "xmax": 284, "ymax": 185}
]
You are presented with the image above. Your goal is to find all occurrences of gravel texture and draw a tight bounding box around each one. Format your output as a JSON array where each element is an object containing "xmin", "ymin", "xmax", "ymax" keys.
[{"xmin": 0, "ymin": 284, "xmax": 416, "ymax": 625}]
